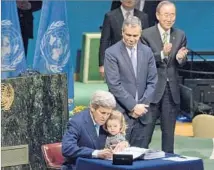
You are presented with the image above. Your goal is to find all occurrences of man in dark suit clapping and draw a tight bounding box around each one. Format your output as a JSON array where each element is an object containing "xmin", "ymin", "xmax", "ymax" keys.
[
  {"xmin": 142, "ymin": 1, "xmax": 188, "ymax": 153},
  {"xmin": 99, "ymin": 0, "xmax": 149, "ymax": 77}
]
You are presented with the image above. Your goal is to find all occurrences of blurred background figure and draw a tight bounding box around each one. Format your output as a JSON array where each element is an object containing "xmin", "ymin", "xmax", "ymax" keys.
[
  {"xmin": 111, "ymin": 0, "xmax": 161, "ymax": 27},
  {"xmin": 17, "ymin": 0, "xmax": 42, "ymax": 56}
]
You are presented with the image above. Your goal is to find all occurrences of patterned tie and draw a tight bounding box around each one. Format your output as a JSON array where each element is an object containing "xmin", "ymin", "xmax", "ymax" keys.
[
  {"xmin": 162, "ymin": 32, "xmax": 169, "ymax": 63},
  {"xmin": 130, "ymin": 48, "xmax": 138, "ymax": 100},
  {"xmin": 125, "ymin": 11, "xmax": 131, "ymax": 19},
  {"xmin": 162, "ymin": 32, "xmax": 168, "ymax": 44},
  {"xmin": 130, "ymin": 48, "xmax": 137, "ymax": 77}
]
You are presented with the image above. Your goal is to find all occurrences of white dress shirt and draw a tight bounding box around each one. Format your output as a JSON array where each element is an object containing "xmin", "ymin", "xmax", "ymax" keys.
[{"xmin": 121, "ymin": 5, "xmax": 134, "ymax": 19}]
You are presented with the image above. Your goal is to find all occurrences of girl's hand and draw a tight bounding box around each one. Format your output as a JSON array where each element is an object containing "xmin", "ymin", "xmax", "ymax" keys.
[{"xmin": 113, "ymin": 141, "xmax": 129, "ymax": 152}]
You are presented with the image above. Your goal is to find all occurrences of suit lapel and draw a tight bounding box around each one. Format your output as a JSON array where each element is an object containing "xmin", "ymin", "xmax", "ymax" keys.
[
  {"xmin": 154, "ymin": 25, "xmax": 164, "ymax": 52},
  {"xmin": 114, "ymin": 8, "xmax": 124, "ymax": 30},
  {"xmin": 137, "ymin": 42, "xmax": 143, "ymax": 78},
  {"xmin": 134, "ymin": 9, "xmax": 141, "ymax": 24},
  {"xmin": 167, "ymin": 28, "xmax": 177, "ymax": 65},
  {"xmin": 84, "ymin": 110, "xmax": 99, "ymax": 149},
  {"xmin": 120, "ymin": 42, "xmax": 136, "ymax": 78},
  {"xmin": 98, "ymin": 126, "xmax": 107, "ymax": 149}
]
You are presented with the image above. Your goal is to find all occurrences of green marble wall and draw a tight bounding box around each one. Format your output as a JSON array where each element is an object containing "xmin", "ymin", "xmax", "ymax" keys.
[{"xmin": 1, "ymin": 73, "xmax": 68, "ymax": 169}]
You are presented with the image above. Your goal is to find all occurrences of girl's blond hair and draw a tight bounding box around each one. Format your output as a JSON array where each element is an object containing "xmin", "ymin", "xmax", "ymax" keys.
[{"xmin": 104, "ymin": 110, "xmax": 127, "ymax": 135}]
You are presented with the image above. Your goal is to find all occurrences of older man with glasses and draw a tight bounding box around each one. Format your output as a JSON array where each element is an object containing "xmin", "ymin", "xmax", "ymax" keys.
[
  {"xmin": 142, "ymin": 1, "xmax": 188, "ymax": 153},
  {"xmin": 62, "ymin": 90, "xmax": 128, "ymax": 170}
]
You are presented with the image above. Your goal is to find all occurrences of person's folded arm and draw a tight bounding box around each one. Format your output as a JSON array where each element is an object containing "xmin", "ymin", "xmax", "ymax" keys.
[
  {"xmin": 62, "ymin": 119, "xmax": 94, "ymax": 160},
  {"xmin": 104, "ymin": 51, "xmax": 136, "ymax": 112}
]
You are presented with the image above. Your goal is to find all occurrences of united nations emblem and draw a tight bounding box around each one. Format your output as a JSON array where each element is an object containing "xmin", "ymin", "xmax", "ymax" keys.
[
  {"xmin": 40, "ymin": 21, "xmax": 70, "ymax": 73},
  {"xmin": 1, "ymin": 20, "xmax": 24, "ymax": 70},
  {"xmin": 1, "ymin": 83, "xmax": 15, "ymax": 111}
]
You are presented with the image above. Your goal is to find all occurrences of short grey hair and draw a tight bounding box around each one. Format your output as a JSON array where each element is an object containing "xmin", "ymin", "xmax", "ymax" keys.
[
  {"xmin": 156, "ymin": 1, "xmax": 176, "ymax": 13},
  {"xmin": 90, "ymin": 90, "xmax": 116, "ymax": 109},
  {"xmin": 122, "ymin": 16, "xmax": 142, "ymax": 31}
]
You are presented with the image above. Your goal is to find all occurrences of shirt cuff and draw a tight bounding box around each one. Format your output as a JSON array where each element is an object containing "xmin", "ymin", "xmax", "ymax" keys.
[
  {"xmin": 176, "ymin": 55, "xmax": 184, "ymax": 64},
  {"xmin": 161, "ymin": 51, "xmax": 167, "ymax": 61},
  {"xmin": 92, "ymin": 150, "xmax": 99, "ymax": 158}
]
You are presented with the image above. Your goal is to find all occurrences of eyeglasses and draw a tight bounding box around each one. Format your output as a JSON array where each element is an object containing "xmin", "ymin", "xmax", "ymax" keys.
[{"xmin": 159, "ymin": 13, "xmax": 175, "ymax": 18}]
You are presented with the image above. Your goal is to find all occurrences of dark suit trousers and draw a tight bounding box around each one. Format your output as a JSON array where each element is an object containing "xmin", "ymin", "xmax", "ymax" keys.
[
  {"xmin": 124, "ymin": 113, "xmax": 150, "ymax": 148},
  {"xmin": 146, "ymin": 83, "xmax": 179, "ymax": 153}
]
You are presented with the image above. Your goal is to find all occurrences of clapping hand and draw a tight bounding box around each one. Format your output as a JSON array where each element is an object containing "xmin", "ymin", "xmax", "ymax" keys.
[
  {"xmin": 176, "ymin": 47, "xmax": 188, "ymax": 60},
  {"xmin": 163, "ymin": 43, "xmax": 172, "ymax": 56}
]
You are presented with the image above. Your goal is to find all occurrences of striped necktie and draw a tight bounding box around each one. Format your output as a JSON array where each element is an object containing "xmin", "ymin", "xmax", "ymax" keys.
[
  {"xmin": 125, "ymin": 11, "xmax": 131, "ymax": 19},
  {"xmin": 162, "ymin": 32, "xmax": 168, "ymax": 44}
]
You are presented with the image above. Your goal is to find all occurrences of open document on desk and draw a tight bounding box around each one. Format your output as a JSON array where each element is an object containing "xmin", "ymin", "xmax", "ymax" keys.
[{"xmin": 113, "ymin": 147, "xmax": 165, "ymax": 160}]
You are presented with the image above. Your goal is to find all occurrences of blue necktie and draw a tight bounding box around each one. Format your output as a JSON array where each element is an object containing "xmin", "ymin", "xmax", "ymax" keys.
[
  {"xmin": 130, "ymin": 48, "xmax": 137, "ymax": 77},
  {"xmin": 130, "ymin": 48, "xmax": 138, "ymax": 101},
  {"xmin": 95, "ymin": 124, "xmax": 99, "ymax": 136}
]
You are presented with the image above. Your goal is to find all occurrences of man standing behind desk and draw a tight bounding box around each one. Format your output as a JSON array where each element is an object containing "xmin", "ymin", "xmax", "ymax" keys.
[
  {"xmin": 104, "ymin": 16, "xmax": 157, "ymax": 148},
  {"xmin": 141, "ymin": 1, "xmax": 188, "ymax": 153},
  {"xmin": 99, "ymin": 0, "xmax": 149, "ymax": 77},
  {"xmin": 62, "ymin": 90, "xmax": 129, "ymax": 170}
]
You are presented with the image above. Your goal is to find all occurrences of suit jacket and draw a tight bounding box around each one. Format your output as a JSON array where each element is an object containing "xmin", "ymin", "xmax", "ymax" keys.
[
  {"xmin": 18, "ymin": 1, "xmax": 42, "ymax": 39},
  {"xmin": 99, "ymin": 7, "xmax": 149, "ymax": 66},
  {"xmin": 141, "ymin": 25, "xmax": 187, "ymax": 104},
  {"xmin": 110, "ymin": 0, "xmax": 160, "ymax": 27},
  {"xmin": 104, "ymin": 41, "xmax": 158, "ymax": 124},
  {"xmin": 62, "ymin": 109, "xmax": 107, "ymax": 169}
]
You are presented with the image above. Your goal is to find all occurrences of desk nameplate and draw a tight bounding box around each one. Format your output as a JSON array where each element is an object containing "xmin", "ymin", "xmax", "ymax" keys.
[{"xmin": 1, "ymin": 145, "xmax": 29, "ymax": 167}]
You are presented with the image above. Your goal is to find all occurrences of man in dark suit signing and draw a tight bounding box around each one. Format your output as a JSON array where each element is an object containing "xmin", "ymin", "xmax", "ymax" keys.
[
  {"xmin": 99, "ymin": 0, "xmax": 149, "ymax": 77},
  {"xmin": 141, "ymin": 1, "xmax": 188, "ymax": 153},
  {"xmin": 62, "ymin": 90, "xmax": 129, "ymax": 170},
  {"xmin": 104, "ymin": 16, "xmax": 157, "ymax": 148}
]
